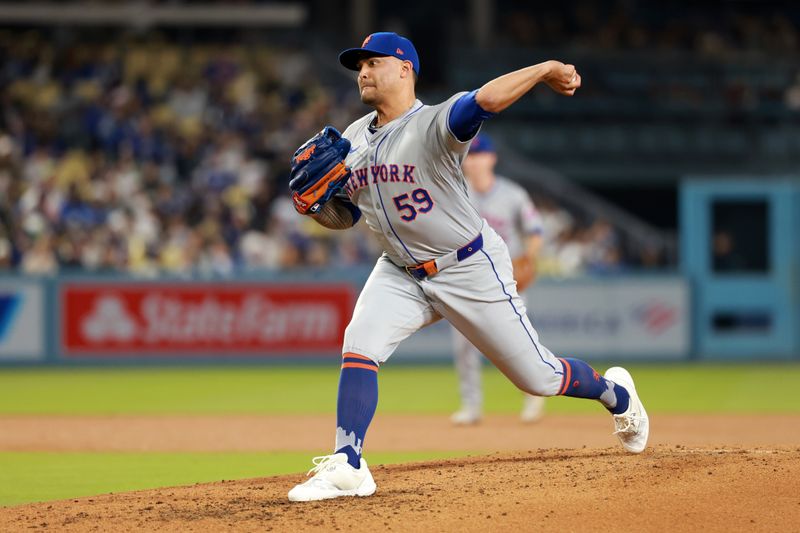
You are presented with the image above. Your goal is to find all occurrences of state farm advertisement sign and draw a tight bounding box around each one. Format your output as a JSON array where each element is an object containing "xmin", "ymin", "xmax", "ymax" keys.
[{"xmin": 61, "ymin": 283, "xmax": 354, "ymax": 357}]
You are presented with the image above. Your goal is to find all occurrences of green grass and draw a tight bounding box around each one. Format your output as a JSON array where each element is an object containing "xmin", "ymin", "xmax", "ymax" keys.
[
  {"xmin": 0, "ymin": 450, "xmax": 469, "ymax": 507},
  {"xmin": 1, "ymin": 363, "xmax": 799, "ymax": 415}
]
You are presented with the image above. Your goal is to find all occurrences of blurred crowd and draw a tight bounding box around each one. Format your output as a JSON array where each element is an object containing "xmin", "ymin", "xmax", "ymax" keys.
[
  {"xmin": 0, "ymin": 28, "xmax": 657, "ymax": 278},
  {"xmin": 488, "ymin": 2, "xmax": 800, "ymax": 125},
  {"xmin": 498, "ymin": 2, "xmax": 799, "ymax": 58},
  {"xmin": 532, "ymin": 196, "xmax": 635, "ymax": 277},
  {"xmin": 0, "ymin": 30, "xmax": 386, "ymax": 277}
]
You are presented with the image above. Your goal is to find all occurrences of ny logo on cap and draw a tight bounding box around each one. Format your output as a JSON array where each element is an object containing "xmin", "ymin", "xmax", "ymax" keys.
[{"xmin": 362, "ymin": 34, "xmax": 372, "ymax": 47}]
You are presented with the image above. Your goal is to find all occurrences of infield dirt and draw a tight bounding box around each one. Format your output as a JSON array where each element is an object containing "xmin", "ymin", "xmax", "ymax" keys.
[{"xmin": 2, "ymin": 413, "xmax": 799, "ymax": 532}]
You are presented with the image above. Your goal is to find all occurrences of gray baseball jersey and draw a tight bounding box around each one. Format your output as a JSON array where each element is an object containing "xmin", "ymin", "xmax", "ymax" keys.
[
  {"xmin": 341, "ymin": 94, "xmax": 483, "ymax": 266},
  {"xmin": 468, "ymin": 177, "xmax": 543, "ymax": 259},
  {"xmin": 335, "ymin": 93, "xmax": 564, "ymax": 450},
  {"xmin": 336, "ymin": 93, "xmax": 564, "ymax": 454}
]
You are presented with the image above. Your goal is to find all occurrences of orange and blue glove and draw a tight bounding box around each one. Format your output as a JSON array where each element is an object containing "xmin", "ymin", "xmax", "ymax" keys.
[{"xmin": 289, "ymin": 126, "xmax": 352, "ymax": 215}]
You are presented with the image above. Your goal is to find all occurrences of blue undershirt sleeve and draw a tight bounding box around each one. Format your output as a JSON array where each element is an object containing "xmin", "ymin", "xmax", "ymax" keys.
[{"xmin": 447, "ymin": 89, "xmax": 497, "ymax": 142}]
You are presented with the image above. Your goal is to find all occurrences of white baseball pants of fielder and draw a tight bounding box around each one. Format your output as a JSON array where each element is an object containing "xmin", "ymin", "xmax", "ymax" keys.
[
  {"xmin": 452, "ymin": 328, "xmax": 484, "ymax": 412},
  {"xmin": 343, "ymin": 224, "xmax": 564, "ymax": 397}
]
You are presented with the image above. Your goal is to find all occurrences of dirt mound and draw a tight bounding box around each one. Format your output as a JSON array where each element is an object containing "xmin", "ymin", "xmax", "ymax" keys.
[{"xmin": 3, "ymin": 446, "xmax": 799, "ymax": 532}]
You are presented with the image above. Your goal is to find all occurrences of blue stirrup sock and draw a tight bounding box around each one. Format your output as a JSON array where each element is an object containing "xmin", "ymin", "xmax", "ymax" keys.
[
  {"xmin": 334, "ymin": 353, "xmax": 379, "ymax": 469},
  {"xmin": 557, "ymin": 358, "xmax": 630, "ymax": 415}
]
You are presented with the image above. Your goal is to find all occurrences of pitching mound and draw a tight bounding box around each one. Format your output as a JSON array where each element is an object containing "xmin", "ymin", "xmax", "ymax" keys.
[{"xmin": 2, "ymin": 446, "xmax": 799, "ymax": 532}]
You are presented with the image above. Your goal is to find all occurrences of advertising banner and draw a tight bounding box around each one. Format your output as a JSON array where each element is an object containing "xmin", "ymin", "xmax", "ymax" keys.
[
  {"xmin": 526, "ymin": 279, "xmax": 689, "ymax": 358},
  {"xmin": 0, "ymin": 280, "xmax": 45, "ymax": 361},
  {"xmin": 61, "ymin": 283, "xmax": 354, "ymax": 357}
]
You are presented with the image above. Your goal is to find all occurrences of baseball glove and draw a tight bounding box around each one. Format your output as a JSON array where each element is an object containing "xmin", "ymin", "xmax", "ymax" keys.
[
  {"xmin": 289, "ymin": 126, "xmax": 352, "ymax": 215},
  {"xmin": 512, "ymin": 255, "xmax": 536, "ymax": 292}
]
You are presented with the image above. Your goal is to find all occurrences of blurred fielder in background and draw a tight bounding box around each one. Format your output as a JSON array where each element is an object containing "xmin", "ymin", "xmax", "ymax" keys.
[{"xmin": 451, "ymin": 134, "xmax": 546, "ymax": 425}]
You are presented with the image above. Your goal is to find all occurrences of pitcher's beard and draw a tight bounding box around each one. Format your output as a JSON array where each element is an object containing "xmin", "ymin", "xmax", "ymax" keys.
[{"xmin": 359, "ymin": 86, "xmax": 380, "ymax": 106}]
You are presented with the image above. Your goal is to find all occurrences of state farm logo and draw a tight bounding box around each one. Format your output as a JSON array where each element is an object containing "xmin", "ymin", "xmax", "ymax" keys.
[
  {"xmin": 82, "ymin": 295, "xmax": 138, "ymax": 341},
  {"xmin": 632, "ymin": 301, "xmax": 677, "ymax": 335},
  {"xmin": 77, "ymin": 291, "xmax": 340, "ymax": 345}
]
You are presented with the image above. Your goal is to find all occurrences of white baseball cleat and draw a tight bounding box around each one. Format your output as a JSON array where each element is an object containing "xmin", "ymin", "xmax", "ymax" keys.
[
  {"xmin": 520, "ymin": 394, "xmax": 545, "ymax": 423},
  {"xmin": 288, "ymin": 453, "xmax": 376, "ymax": 502},
  {"xmin": 450, "ymin": 408, "xmax": 482, "ymax": 426},
  {"xmin": 604, "ymin": 366, "xmax": 649, "ymax": 454}
]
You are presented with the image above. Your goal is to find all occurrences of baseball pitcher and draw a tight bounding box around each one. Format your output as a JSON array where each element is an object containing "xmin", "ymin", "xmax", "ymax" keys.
[{"xmin": 287, "ymin": 32, "xmax": 649, "ymax": 502}]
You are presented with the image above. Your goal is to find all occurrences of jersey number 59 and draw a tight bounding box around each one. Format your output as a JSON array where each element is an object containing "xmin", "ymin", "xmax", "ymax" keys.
[{"xmin": 392, "ymin": 188, "xmax": 434, "ymax": 222}]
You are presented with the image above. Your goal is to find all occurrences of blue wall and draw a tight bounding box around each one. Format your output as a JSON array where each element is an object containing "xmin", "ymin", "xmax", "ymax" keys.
[{"xmin": 681, "ymin": 178, "xmax": 800, "ymax": 359}]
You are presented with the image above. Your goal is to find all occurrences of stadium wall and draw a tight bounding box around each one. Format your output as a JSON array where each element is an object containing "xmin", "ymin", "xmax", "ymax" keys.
[{"xmin": 0, "ymin": 272, "xmax": 691, "ymax": 365}]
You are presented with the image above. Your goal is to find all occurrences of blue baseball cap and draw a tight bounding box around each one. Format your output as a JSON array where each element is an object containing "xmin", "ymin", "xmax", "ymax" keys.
[
  {"xmin": 339, "ymin": 32, "xmax": 420, "ymax": 75},
  {"xmin": 469, "ymin": 134, "xmax": 495, "ymax": 154}
]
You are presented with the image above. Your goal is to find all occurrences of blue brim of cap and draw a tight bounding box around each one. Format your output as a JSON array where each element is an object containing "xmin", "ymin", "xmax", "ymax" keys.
[{"xmin": 339, "ymin": 48, "xmax": 390, "ymax": 71}]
